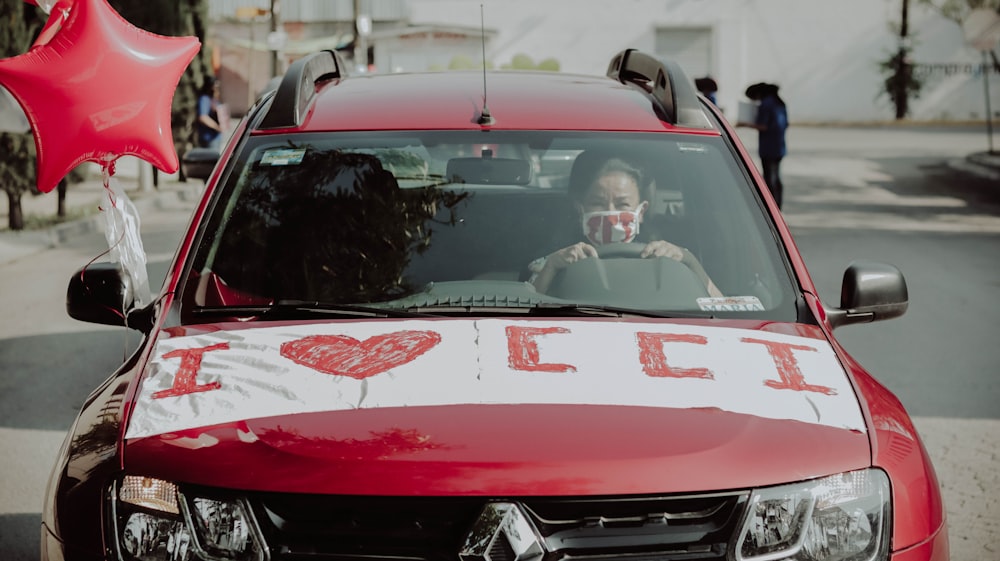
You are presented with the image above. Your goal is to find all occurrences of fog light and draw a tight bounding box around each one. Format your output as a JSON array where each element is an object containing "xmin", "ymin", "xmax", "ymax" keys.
[{"xmin": 119, "ymin": 476, "xmax": 179, "ymax": 514}]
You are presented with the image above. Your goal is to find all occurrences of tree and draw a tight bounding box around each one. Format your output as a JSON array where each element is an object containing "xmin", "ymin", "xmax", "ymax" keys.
[
  {"xmin": 501, "ymin": 53, "xmax": 561, "ymax": 71},
  {"xmin": 917, "ymin": 0, "xmax": 1000, "ymax": 69},
  {"xmin": 879, "ymin": 0, "xmax": 922, "ymax": 119},
  {"xmin": 446, "ymin": 55, "xmax": 494, "ymax": 70},
  {"xmin": 0, "ymin": 0, "xmax": 45, "ymax": 230},
  {"xmin": 881, "ymin": 1, "xmax": 1000, "ymax": 119},
  {"xmin": 917, "ymin": 0, "xmax": 1000, "ymax": 23},
  {"xmin": 109, "ymin": 0, "xmax": 212, "ymax": 181},
  {"xmin": 879, "ymin": 46, "xmax": 923, "ymax": 119},
  {"xmin": 536, "ymin": 58, "xmax": 561, "ymax": 72},
  {"xmin": 506, "ymin": 53, "xmax": 536, "ymax": 69}
]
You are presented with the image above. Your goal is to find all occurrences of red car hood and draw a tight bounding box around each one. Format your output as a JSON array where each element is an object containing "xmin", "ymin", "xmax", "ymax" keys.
[{"xmin": 124, "ymin": 318, "xmax": 871, "ymax": 495}]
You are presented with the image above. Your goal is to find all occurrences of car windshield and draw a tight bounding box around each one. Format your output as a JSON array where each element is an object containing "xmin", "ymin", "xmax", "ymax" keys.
[{"xmin": 183, "ymin": 131, "xmax": 800, "ymax": 320}]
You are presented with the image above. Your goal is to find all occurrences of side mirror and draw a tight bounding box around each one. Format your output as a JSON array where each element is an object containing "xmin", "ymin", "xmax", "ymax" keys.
[
  {"xmin": 825, "ymin": 261, "xmax": 908, "ymax": 329},
  {"xmin": 66, "ymin": 262, "xmax": 153, "ymax": 332},
  {"xmin": 181, "ymin": 147, "xmax": 220, "ymax": 181}
]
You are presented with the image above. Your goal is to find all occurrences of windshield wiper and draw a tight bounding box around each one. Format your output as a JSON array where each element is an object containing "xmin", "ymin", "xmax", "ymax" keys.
[
  {"xmin": 528, "ymin": 304, "xmax": 715, "ymax": 319},
  {"xmin": 194, "ymin": 299, "xmax": 438, "ymax": 319},
  {"xmin": 194, "ymin": 301, "xmax": 712, "ymax": 320}
]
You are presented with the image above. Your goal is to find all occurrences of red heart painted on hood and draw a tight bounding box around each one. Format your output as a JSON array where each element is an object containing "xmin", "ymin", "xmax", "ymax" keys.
[{"xmin": 280, "ymin": 330, "xmax": 442, "ymax": 379}]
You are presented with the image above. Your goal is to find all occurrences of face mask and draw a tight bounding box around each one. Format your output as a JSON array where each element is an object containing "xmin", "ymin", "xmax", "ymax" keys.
[{"xmin": 581, "ymin": 203, "xmax": 645, "ymax": 245}]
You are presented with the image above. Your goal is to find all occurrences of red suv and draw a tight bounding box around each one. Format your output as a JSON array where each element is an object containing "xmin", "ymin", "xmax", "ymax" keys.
[{"xmin": 44, "ymin": 49, "xmax": 949, "ymax": 561}]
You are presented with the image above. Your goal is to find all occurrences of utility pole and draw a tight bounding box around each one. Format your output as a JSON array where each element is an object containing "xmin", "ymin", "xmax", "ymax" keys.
[
  {"xmin": 353, "ymin": 0, "xmax": 360, "ymax": 67},
  {"xmin": 894, "ymin": 0, "xmax": 911, "ymax": 120},
  {"xmin": 353, "ymin": 0, "xmax": 371, "ymax": 72},
  {"xmin": 270, "ymin": 0, "xmax": 281, "ymax": 78}
]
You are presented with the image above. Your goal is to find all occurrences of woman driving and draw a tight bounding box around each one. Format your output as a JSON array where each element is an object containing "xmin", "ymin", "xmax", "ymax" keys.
[{"xmin": 529, "ymin": 153, "xmax": 722, "ymax": 297}]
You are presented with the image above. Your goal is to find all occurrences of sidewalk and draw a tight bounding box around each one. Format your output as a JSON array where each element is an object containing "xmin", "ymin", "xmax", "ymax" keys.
[
  {"xmin": 0, "ymin": 158, "xmax": 204, "ymax": 265},
  {"xmin": 949, "ymin": 150, "xmax": 1000, "ymax": 182},
  {"xmin": 0, "ymin": 146, "xmax": 996, "ymax": 266}
]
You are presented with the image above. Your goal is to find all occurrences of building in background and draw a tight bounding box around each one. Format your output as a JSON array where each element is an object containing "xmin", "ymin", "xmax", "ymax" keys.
[
  {"xmin": 206, "ymin": 0, "xmax": 998, "ymax": 123},
  {"xmin": 206, "ymin": 0, "xmax": 495, "ymax": 116}
]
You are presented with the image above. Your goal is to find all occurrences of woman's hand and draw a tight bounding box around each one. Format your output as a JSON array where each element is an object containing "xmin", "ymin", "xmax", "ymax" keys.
[
  {"xmin": 530, "ymin": 242, "xmax": 597, "ymax": 292},
  {"xmin": 546, "ymin": 242, "xmax": 598, "ymax": 270},
  {"xmin": 640, "ymin": 240, "xmax": 685, "ymax": 260},
  {"xmin": 532, "ymin": 240, "xmax": 724, "ymax": 298},
  {"xmin": 642, "ymin": 241, "xmax": 725, "ymax": 297}
]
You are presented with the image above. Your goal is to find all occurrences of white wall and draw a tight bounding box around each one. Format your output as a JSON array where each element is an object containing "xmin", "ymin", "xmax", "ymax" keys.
[{"xmin": 407, "ymin": 0, "xmax": 998, "ymax": 123}]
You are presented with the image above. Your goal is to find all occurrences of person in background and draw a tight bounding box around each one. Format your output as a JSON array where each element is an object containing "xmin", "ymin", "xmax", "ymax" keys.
[
  {"xmin": 738, "ymin": 82, "xmax": 788, "ymax": 208},
  {"xmin": 694, "ymin": 76, "xmax": 718, "ymax": 106},
  {"xmin": 528, "ymin": 154, "xmax": 721, "ymax": 297},
  {"xmin": 196, "ymin": 76, "xmax": 223, "ymax": 150}
]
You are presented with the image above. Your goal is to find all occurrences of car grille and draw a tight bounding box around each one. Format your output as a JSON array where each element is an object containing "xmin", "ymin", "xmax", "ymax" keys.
[{"xmin": 250, "ymin": 492, "xmax": 749, "ymax": 561}]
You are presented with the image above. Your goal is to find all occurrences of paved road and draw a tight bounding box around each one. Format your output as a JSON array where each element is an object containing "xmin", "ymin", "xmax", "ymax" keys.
[
  {"xmin": 767, "ymin": 126, "xmax": 1000, "ymax": 561},
  {"xmin": 0, "ymin": 126, "xmax": 997, "ymax": 560},
  {"xmin": 0, "ymin": 178, "xmax": 198, "ymax": 558}
]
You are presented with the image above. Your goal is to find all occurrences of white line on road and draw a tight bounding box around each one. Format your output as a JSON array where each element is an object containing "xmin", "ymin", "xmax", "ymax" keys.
[{"xmin": 784, "ymin": 211, "xmax": 1000, "ymax": 233}]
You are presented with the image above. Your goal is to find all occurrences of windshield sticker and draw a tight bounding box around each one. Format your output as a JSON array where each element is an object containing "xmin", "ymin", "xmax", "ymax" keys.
[
  {"xmin": 697, "ymin": 296, "xmax": 766, "ymax": 312},
  {"xmin": 260, "ymin": 148, "xmax": 306, "ymax": 166},
  {"xmin": 677, "ymin": 142, "xmax": 708, "ymax": 153},
  {"xmin": 125, "ymin": 320, "xmax": 865, "ymax": 440}
]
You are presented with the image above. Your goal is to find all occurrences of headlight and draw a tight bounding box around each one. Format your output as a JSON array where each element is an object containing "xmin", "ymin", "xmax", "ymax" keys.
[
  {"xmin": 735, "ymin": 469, "xmax": 891, "ymax": 561},
  {"xmin": 111, "ymin": 475, "xmax": 266, "ymax": 561}
]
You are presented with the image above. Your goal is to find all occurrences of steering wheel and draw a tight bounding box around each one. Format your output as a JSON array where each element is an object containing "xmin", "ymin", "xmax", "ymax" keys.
[
  {"xmin": 548, "ymin": 241, "xmax": 710, "ymax": 303},
  {"xmin": 594, "ymin": 242, "xmax": 646, "ymax": 259}
]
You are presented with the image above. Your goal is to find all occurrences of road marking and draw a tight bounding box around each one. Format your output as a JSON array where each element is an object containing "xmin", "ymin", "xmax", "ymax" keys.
[
  {"xmin": 781, "ymin": 157, "xmax": 1000, "ymax": 233},
  {"xmin": 784, "ymin": 211, "xmax": 1000, "ymax": 233},
  {"xmin": 788, "ymin": 192, "xmax": 966, "ymax": 207},
  {"xmin": 779, "ymin": 154, "xmax": 1000, "ymax": 233}
]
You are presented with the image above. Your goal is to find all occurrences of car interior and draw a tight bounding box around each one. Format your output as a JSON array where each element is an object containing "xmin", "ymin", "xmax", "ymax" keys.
[{"xmin": 184, "ymin": 131, "xmax": 794, "ymax": 317}]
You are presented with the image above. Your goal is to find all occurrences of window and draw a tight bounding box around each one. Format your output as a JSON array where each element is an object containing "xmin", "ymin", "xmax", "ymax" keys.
[{"xmin": 184, "ymin": 131, "xmax": 797, "ymax": 319}]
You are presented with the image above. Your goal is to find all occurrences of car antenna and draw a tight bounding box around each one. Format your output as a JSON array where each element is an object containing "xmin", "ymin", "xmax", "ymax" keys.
[{"xmin": 477, "ymin": 3, "xmax": 495, "ymax": 125}]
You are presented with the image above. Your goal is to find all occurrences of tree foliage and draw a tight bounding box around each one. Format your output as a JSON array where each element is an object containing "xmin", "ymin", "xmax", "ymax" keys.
[
  {"xmin": 501, "ymin": 53, "xmax": 561, "ymax": 71},
  {"xmin": 0, "ymin": 1, "xmax": 209, "ymax": 230},
  {"xmin": 0, "ymin": 0, "xmax": 45, "ymax": 230},
  {"xmin": 445, "ymin": 55, "xmax": 494, "ymax": 70},
  {"xmin": 880, "ymin": 0, "xmax": 999, "ymax": 119},
  {"xmin": 879, "ymin": 46, "xmax": 923, "ymax": 119},
  {"xmin": 918, "ymin": 0, "xmax": 1000, "ymax": 70},
  {"xmin": 916, "ymin": 0, "xmax": 1000, "ymax": 24},
  {"xmin": 109, "ymin": 0, "xmax": 211, "ymax": 176}
]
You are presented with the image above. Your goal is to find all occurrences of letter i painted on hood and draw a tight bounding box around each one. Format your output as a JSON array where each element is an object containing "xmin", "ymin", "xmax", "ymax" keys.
[
  {"xmin": 153, "ymin": 343, "xmax": 229, "ymax": 399},
  {"xmin": 741, "ymin": 338, "xmax": 835, "ymax": 395}
]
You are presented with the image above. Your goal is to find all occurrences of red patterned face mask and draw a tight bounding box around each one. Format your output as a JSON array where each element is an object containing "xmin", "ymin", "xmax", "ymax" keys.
[{"xmin": 581, "ymin": 203, "xmax": 645, "ymax": 245}]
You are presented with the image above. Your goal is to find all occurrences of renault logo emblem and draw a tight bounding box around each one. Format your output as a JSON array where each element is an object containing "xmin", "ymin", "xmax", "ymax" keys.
[{"xmin": 459, "ymin": 503, "xmax": 545, "ymax": 561}]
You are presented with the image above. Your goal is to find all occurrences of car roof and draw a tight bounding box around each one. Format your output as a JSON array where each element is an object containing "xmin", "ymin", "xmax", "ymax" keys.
[{"xmin": 251, "ymin": 49, "xmax": 723, "ymax": 136}]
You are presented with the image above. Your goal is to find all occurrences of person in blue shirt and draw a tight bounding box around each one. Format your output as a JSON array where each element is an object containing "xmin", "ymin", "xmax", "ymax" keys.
[
  {"xmin": 739, "ymin": 82, "xmax": 788, "ymax": 208},
  {"xmin": 695, "ymin": 76, "xmax": 718, "ymax": 106},
  {"xmin": 196, "ymin": 77, "xmax": 223, "ymax": 150}
]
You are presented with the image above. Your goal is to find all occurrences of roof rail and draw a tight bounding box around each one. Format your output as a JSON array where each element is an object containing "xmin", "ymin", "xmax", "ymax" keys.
[
  {"xmin": 258, "ymin": 50, "xmax": 349, "ymax": 130},
  {"xmin": 606, "ymin": 49, "xmax": 711, "ymax": 129}
]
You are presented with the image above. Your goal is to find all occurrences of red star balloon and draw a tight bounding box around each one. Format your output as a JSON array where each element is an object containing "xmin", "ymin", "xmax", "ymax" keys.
[{"xmin": 0, "ymin": 0, "xmax": 200, "ymax": 193}]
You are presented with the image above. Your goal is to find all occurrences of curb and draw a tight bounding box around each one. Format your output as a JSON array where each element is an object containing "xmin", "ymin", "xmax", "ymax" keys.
[
  {"xmin": 947, "ymin": 154, "xmax": 1000, "ymax": 182},
  {"xmin": 0, "ymin": 182, "xmax": 202, "ymax": 266}
]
